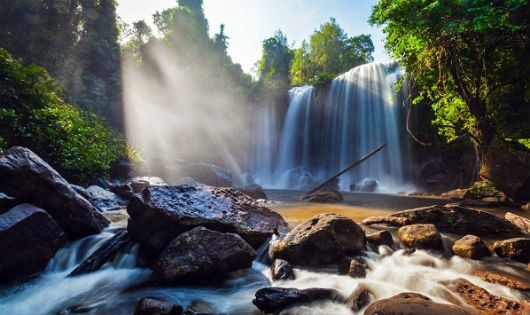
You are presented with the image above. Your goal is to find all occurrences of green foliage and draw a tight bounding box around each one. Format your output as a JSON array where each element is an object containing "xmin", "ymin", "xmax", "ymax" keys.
[
  {"xmin": 257, "ymin": 30, "xmax": 293, "ymax": 88},
  {"xmin": 290, "ymin": 18, "xmax": 374, "ymax": 85},
  {"xmin": 370, "ymin": 0, "xmax": 529, "ymax": 153},
  {"xmin": 0, "ymin": 48, "xmax": 130, "ymax": 183}
]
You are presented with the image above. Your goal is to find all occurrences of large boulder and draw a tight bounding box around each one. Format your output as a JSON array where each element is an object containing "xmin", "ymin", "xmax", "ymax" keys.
[
  {"xmin": 172, "ymin": 163, "xmax": 232, "ymax": 187},
  {"xmin": 0, "ymin": 147, "xmax": 109, "ymax": 238},
  {"xmin": 0, "ymin": 204, "xmax": 67, "ymax": 284},
  {"xmin": 302, "ymin": 189, "xmax": 343, "ymax": 203},
  {"xmin": 451, "ymin": 235, "xmax": 490, "ymax": 260},
  {"xmin": 252, "ymin": 287, "xmax": 344, "ymax": 314},
  {"xmin": 364, "ymin": 204, "xmax": 523, "ymax": 237},
  {"xmin": 152, "ymin": 227, "xmax": 256, "ymax": 285},
  {"xmin": 127, "ymin": 185, "xmax": 286, "ymax": 254},
  {"xmin": 364, "ymin": 292, "xmax": 470, "ymax": 315},
  {"xmin": 492, "ymin": 238, "xmax": 530, "ymax": 263},
  {"xmin": 86, "ymin": 185, "xmax": 127, "ymax": 211},
  {"xmin": 269, "ymin": 214, "xmax": 366, "ymax": 266},
  {"xmin": 505, "ymin": 212, "xmax": 530, "ymax": 234},
  {"xmin": 397, "ymin": 224, "xmax": 443, "ymax": 250},
  {"xmin": 442, "ymin": 278, "xmax": 530, "ymax": 314},
  {"xmin": 133, "ymin": 297, "xmax": 183, "ymax": 315}
]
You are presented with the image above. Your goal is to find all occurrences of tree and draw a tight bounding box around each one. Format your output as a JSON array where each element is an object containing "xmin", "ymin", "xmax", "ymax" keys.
[
  {"xmin": 370, "ymin": 0, "xmax": 529, "ymax": 158},
  {"xmin": 289, "ymin": 18, "xmax": 374, "ymax": 85},
  {"xmin": 257, "ymin": 30, "xmax": 293, "ymax": 88}
]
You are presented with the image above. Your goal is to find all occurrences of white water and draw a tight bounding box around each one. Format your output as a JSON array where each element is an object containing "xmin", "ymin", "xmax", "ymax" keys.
[
  {"xmin": 253, "ymin": 63, "xmax": 414, "ymax": 193},
  {"xmin": 1, "ymin": 230, "xmax": 527, "ymax": 315}
]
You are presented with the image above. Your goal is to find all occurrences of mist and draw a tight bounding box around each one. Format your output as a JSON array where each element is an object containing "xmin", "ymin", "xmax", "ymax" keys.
[{"xmin": 123, "ymin": 41, "xmax": 252, "ymax": 183}]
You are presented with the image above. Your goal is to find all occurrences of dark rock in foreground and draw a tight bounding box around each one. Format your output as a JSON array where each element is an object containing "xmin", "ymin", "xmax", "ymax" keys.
[
  {"xmin": 338, "ymin": 256, "xmax": 367, "ymax": 278},
  {"xmin": 364, "ymin": 292, "xmax": 471, "ymax": 315},
  {"xmin": 128, "ymin": 185, "xmax": 286, "ymax": 253},
  {"xmin": 237, "ymin": 184, "xmax": 267, "ymax": 200},
  {"xmin": 0, "ymin": 192, "xmax": 17, "ymax": 214},
  {"xmin": 452, "ymin": 235, "xmax": 490, "ymax": 260},
  {"xmin": 269, "ymin": 213, "xmax": 366, "ymax": 266},
  {"xmin": 0, "ymin": 147, "xmax": 109, "ymax": 238},
  {"xmin": 153, "ymin": 227, "xmax": 256, "ymax": 285},
  {"xmin": 442, "ymin": 278, "xmax": 530, "ymax": 314},
  {"xmin": 134, "ymin": 297, "xmax": 183, "ymax": 315},
  {"xmin": 364, "ymin": 204, "xmax": 523, "ymax": 237},
  {"xmin": 86, "ymin": 185, "xmax": 127, "ymax": 211},
  {"xmin": 0, "ymin": 204, "xmax": 67, "ymax": 284},
  {"xmin": 302, "ymin": 189, "xmax": 343, "ymax": 203},
  {"xmin": 493, "ymin": 237, "xmax": 530, "ymax": 263},
  {"xmin": 253, "ymin": 287, "xmax": 344, "ymax": 314},
  {"xmin": 271, "ymin": 259, "xmax": 295, "ymax": 281},
  {"xmin": 397, "ymin": 224, "xmax": 443, "ymax": 250}
]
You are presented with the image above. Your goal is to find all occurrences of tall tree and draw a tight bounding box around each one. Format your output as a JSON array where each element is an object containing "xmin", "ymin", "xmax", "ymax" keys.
[
  {"xmin": 257, "ymin": 30, "xmax": 293, "ymax": 88},
  {"xmin": 370, "ymin": 0, "xmax": 529, "ymax": 157},
  {"xmin": 289, "ymin": 18, "xmax": 374, "ymax": 85}
]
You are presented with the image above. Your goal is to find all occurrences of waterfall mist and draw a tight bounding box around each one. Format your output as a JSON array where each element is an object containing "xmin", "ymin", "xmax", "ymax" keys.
[{"xmin": 123, "ymin": 43, "xmax": 251, "ymax": 182}]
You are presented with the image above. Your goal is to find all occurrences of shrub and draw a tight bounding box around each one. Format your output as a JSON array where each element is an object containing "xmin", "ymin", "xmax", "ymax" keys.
[{"xmin": 0, "ymin": 48, "xmax": 132, "ymax": 183}]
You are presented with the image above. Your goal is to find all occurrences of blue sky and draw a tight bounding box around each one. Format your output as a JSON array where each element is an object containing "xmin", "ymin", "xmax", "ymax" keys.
[{"xmin": 117, "ymin": 0, "xmax": 391, "ymax": 73}]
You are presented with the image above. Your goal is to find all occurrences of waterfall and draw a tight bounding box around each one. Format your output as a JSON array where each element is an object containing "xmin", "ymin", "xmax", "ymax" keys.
[{"xmin": 254, "ymin": 63, "xmax": 413, "ymax": 192}]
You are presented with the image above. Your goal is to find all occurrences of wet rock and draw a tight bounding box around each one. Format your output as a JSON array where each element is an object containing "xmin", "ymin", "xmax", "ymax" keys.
[
  {"xmin": 252, "ymin": 287, "xmax": 344, "ymax": 314},
  {"xmin": 131, "ymin": 177, "xmax": 167, "ymax": 192},
  {"xmin": 364, "ymin": 292, "xmax": 471, "ymax": 315},
  {"xmin": 271, "ymin": 259, "xmax": 295, "ymax": 281},
  {"xmin": 338, "ymin": 257, "xmax": 367, "ymax": 278},
  {"xmin": 346, "ymin": 285, "xmax": 372, "ymax": 312},
  {"xmin": 523, "ymin": 203, "xmax": 529, "ymax": 212},
  {"xmin": 473, "ymin": 270, "xmax": 530, "ymax": 291},
  {"xmin": 109, "ymin": 183, "xmax": 134, "ymax": 200},
  {"xmin": 366, "ymin": 230, "xmax": 394, "ymax": 247},
  {"xmin": 0, "ymin": 192, "xmax": 17, "ymax": 214},
  {"xmin": 351, "ymin": 178, "xmax": 378, "ymax": 192},
  {"xmin": 128, "ymin": 185, "xmax": 286, "ymax": 254},
  {"xmin": 302, "ymin": 189, "xmax": 343, "ymax": 203},
  {"xmin": 134, "ymin": 297, "xmax": 183, "ymax": 315},
  {"xmin": 442, "ymin": 278, "xmax": 530, "ymax": 314},
  {"xmin": 269, "ymin": 213, "xmax": 366, "ymax": 266},
  {"xmin": 0, "ymin": 204, "xmax": 67, "ymax": 284},
  {"xmin": 173, "ymin": 163, "xmax": 232, "ymax": 187},
  {"xmin": 441, "ymin": 181, "xmax": 514, "ymax": 206},
  {"xmin": 505, "ymin": 212, "xmax": 530, "ymax": 234},
  {"xmin": 0, "ymin": 147, "xmax": 109, "ymax": 239},
  {"xmin": 70, "ymin": 184, "xmax": 91, "ymax": 200},
  {"xmin": 364, "ymin": 204, "xmax": 523, "ymax": 237},
  {"xmin": 237, "ymin": 184, "xmax": 267, "ymax": 200},
  {"xmin": 362, "ymin": 216, "xmax": 411, "ymax": 227},
  {"xmin": 493, "ymin": 238, "xmax": 530, "ymax": 263},
  {"xmin": 153, "ymin": 227, "xmax": 256, "ymax": 285},
  {"xmin": 86, "ymin": 185, "xmax": 127, "ymax": 211},
  {"xmin": 397, "ymin": 224, "xmax": 443, "ymax": 250},
  {"xmin": 452, "ymin": 235, "xmax": 490, "ymax": 260}
]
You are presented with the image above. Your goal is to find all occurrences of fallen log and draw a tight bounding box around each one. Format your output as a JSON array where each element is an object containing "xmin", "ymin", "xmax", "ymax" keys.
[
  {"xmin": 68, "ymin": 229, "xmax": 130, "ymax": 277},
  {"xmin": 305, "ymin": 144, "xmax": 386, "ymax": 195}
]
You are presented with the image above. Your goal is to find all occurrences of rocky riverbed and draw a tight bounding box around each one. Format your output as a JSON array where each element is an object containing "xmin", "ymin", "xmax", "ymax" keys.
[{"xmin": 1, "ymin": 147, "xmax": 529, "ymax": 315}]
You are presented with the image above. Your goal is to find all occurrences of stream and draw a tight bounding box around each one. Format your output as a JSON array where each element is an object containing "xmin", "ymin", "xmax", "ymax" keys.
[{"xmin": 1, "ymin": 191, "xmax": 528, "ymax": 315}]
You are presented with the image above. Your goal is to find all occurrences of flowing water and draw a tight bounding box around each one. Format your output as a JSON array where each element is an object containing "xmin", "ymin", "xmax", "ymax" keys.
[
  {"xmin": 253, "ymin": 63, "xmax": 414, "ymax": 193},
  {"xmin": 2, "ymin": 199, "xmax": 528, "ymax": 315}
]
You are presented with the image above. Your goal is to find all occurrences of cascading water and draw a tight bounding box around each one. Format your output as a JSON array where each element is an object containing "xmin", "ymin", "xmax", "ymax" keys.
[{"xmin": 254, "ymin": 63, "xmax": 414, "ymax": 193}]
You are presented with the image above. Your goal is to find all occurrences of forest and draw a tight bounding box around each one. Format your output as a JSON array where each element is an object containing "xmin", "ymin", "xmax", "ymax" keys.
[{"xmin": 1, "ymin": 0, "xmax": 527, "ymax": 186}]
